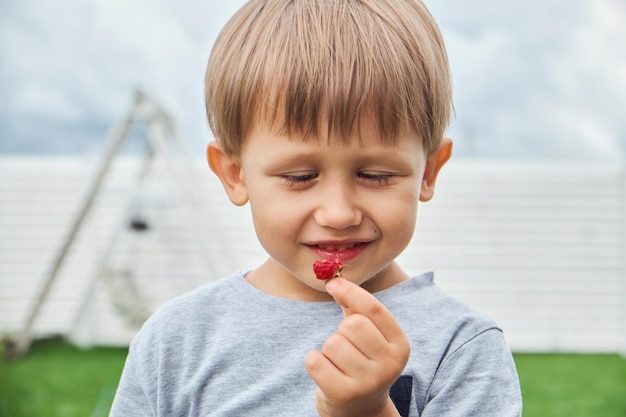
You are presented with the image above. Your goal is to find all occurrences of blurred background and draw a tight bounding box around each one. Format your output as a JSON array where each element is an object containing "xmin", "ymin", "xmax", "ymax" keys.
[{"xmin": 1, "ymin": 1, "xmax": 625, "ymax": 416}]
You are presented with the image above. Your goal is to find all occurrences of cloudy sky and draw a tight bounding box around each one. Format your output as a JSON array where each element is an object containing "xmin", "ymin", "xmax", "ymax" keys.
[{"xmin": 1, "ymin": 0, "xmax": 625, "ymax": 160}]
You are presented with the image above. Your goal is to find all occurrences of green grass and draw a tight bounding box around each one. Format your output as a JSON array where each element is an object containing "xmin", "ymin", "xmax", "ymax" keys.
[
  {"xmin": 1, "ymin": 339, "xmax": 625, "ymax": 417},
  {"xmin": 515, "ymin": 353, "xmax": 626, "ymax": 417},
  {"xmin": 0, "ymin": 338, "xmax": 128, "ymax": 417}
]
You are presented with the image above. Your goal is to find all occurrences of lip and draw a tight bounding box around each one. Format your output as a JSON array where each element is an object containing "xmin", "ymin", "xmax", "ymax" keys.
[{"xmin": 305, "ymin": 240, "xmax": 371, "ymax": 262}]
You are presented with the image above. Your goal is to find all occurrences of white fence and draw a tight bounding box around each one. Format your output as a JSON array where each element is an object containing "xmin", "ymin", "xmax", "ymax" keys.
[{"xmin": 1, "ymin": 156, "xmax": 624, "ymax": 353}]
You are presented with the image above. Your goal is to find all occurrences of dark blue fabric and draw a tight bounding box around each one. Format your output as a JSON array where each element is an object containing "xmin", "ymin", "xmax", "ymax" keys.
[{"xmin": 389, "ymin": 375, "xmax": 413, "ymax": 417}]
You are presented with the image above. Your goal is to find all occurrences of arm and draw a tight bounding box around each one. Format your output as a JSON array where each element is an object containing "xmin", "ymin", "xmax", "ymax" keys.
[
  {"xmin": 109, "ymin": 344, "xmax": 154, "ymax": 417},
  {"xmin": 305, "ymin": 278, "xmax": 410, "ymax": 417}
]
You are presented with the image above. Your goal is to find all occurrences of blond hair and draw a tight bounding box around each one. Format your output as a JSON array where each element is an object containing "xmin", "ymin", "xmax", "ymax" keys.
[{"xmin": 205, "ymin": 0, "xmax": 452, "ymax": 155}]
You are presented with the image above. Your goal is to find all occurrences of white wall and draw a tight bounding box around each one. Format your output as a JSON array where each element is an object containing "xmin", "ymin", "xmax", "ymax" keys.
[
  {"xmin": 1, "ymin": 156, "xmax": 624, "ymax": 352},
  {"xmin": 402, "ymin": 161, "xmax": 625, "ymax": 352}
]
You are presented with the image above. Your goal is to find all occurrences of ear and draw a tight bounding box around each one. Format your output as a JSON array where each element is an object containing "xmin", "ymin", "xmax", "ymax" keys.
[
  {"xmin": 419, "ymin": 137, "xmax": 453, "ymax": 202},
  {"xmin": 207, "ymin": 141, "xmax": 249, "ymax": 206}
]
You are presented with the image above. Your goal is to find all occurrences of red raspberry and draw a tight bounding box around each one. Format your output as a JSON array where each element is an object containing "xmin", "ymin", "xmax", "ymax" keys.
[{"xmin": 313, "ymin": 258, "xmax": 344, "ymax": 281}]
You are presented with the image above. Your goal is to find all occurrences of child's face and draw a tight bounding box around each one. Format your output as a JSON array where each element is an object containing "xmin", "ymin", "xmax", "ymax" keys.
[{"xmin": 209, "ymin": 120, "xmax": 450, "ymax": 301}]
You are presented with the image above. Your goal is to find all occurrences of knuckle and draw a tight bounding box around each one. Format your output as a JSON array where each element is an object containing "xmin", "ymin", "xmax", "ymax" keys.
[
  {"xmin": 393, "ymin": 340, "xmax": 411, "ymax": 362},
  {"xmin": 387, "ymin": 358, "xmax": 407, "ymax": 378},
  {"xmin": 322, "ymin": 333, "xmax": 344, "ymax": 354},
  {"xmin": 339, "ymin": 313, "xmax": 368, "ymax": 334},
  {"xmin": 388, "ymin": 342, "xmax": 411, "ymax": 373},
  {"xmin": 364, "ymin": 301, "xmax": 384, "ymax": 317},
  {"xmin": 304, "ymin": 351, "xmax": 324, "ymax": 373},
  {"xmin": 402, "ymin": 338, "xmax": 411, "ymax": 358},
  {"xmin": 399, "ymin": 336, "xmax": 411, "ymax": 360}
]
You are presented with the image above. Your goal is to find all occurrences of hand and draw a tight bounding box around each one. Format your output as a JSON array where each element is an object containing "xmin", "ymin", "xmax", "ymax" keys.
[{"xmin": 304, "ymin": 278, "xmax": 411, "ymax": 417}]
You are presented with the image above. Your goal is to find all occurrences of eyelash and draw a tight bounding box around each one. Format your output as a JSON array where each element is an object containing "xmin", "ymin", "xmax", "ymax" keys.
[
  {"xmin": 281, "ymin": 173, "xmax": 393, "ymax": 187},
  {"xmin": 281, "ymin": 173, "xmax": 317, "ymax": 187},
  {"xmin": 358, "ymin": 172, "xmax": 393, "ymax": 186}
]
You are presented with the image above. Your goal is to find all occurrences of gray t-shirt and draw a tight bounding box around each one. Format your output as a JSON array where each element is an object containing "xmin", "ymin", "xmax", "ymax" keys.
[{"xmin": 110, "ymin": 271, "xmax": 522, "ymax": 416}]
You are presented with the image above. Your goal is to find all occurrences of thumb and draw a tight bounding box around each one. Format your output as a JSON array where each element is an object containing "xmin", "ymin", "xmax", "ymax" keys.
[
  {"xmin": 324, "ymin": 278, "xmax": 350, "ymax": 316},
  {"xmin": 324, "ymin": 277, "xmax": 403, "ymax": 345},
  {"xmin": 324, "ymin": 277, "xmax": 367, "ymax": 318}
]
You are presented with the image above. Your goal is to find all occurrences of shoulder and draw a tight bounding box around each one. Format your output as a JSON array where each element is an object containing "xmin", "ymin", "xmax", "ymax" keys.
[
  {"xmin": 383, "ymin": 274, "xmax": 521, "ymax": 415},
  {"xmin": 381, "ymin": 272, "xmax": 498, "ymax": 325},
  {"xmin": 380, "ymin": 272, "xmax": 504, "ymax": 352}
]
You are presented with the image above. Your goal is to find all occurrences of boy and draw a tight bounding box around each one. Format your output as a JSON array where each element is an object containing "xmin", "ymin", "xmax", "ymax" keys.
[{"xmin": 110, "ymin": 0, "xmax": 522, "ymax": 416}]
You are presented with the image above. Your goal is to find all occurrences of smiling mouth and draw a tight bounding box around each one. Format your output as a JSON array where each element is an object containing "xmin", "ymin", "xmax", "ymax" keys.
[
  {"xmin": 315, "ymin": 242, "xmax": 362, "ymax": 251},
  {"xmin": 307, "ymin": 241, "xmax": 370, "ymax": 262}
]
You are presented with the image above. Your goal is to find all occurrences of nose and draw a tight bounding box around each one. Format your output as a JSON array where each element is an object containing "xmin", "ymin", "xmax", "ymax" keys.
[{"xmin": 313, "ymin": 182, "xmax": 363, "ymax": 229}]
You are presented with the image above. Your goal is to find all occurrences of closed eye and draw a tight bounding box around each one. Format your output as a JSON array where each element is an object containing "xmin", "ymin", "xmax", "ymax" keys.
[
  {"xmin": 358, "ymin": 172, "xmax": 394, "ymax": 186},
  {"xmin": 281, "ymin": 173, "xmax": 318, "ymax": 188}
]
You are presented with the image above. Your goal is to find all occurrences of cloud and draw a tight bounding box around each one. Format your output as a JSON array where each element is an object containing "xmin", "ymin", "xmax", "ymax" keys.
[
  {"xmin": 0, "ymin": 0, "xmax": 247, "ymax": 154},
  {"xmin": 428, "ymin": 0, "xmax": 626, "ymax": 159},
  {"xmin": 1, "ymin": 0, "xmax": 624, "ymax": 159}
]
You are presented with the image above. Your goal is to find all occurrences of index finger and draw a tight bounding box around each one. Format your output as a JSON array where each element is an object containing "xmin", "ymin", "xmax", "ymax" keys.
[{"xmin": 325, "ymin": 278, "xmax": 404, "ymax": 343}]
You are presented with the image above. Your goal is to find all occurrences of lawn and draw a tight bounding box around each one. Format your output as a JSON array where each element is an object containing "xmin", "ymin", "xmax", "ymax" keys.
[
  {"xmin": 1, "ymin": 339, "xmax": 625, "ymax": 417},
  {"xmin": 515, "ymin": 353, "xmax": 626, "ymax": 417},
  {"xmin": 0, "ymin": 339, "xmax": 127, "ymax": 417}
]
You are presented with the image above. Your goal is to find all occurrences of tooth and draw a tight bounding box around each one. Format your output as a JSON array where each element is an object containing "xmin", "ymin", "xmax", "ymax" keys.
[{"xmin": 317, "ymin": 243, "xmax": 358, "ymax": 251}]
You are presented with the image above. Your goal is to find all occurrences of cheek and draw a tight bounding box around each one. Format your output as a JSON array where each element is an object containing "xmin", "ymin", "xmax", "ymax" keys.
[
  {"xmin": 248, "ymin": 197, "xmax": 298, "ymax": 250},
  {"xmin": 383, "ymin": 192, "xmax": 418, "ymax": 239}
]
